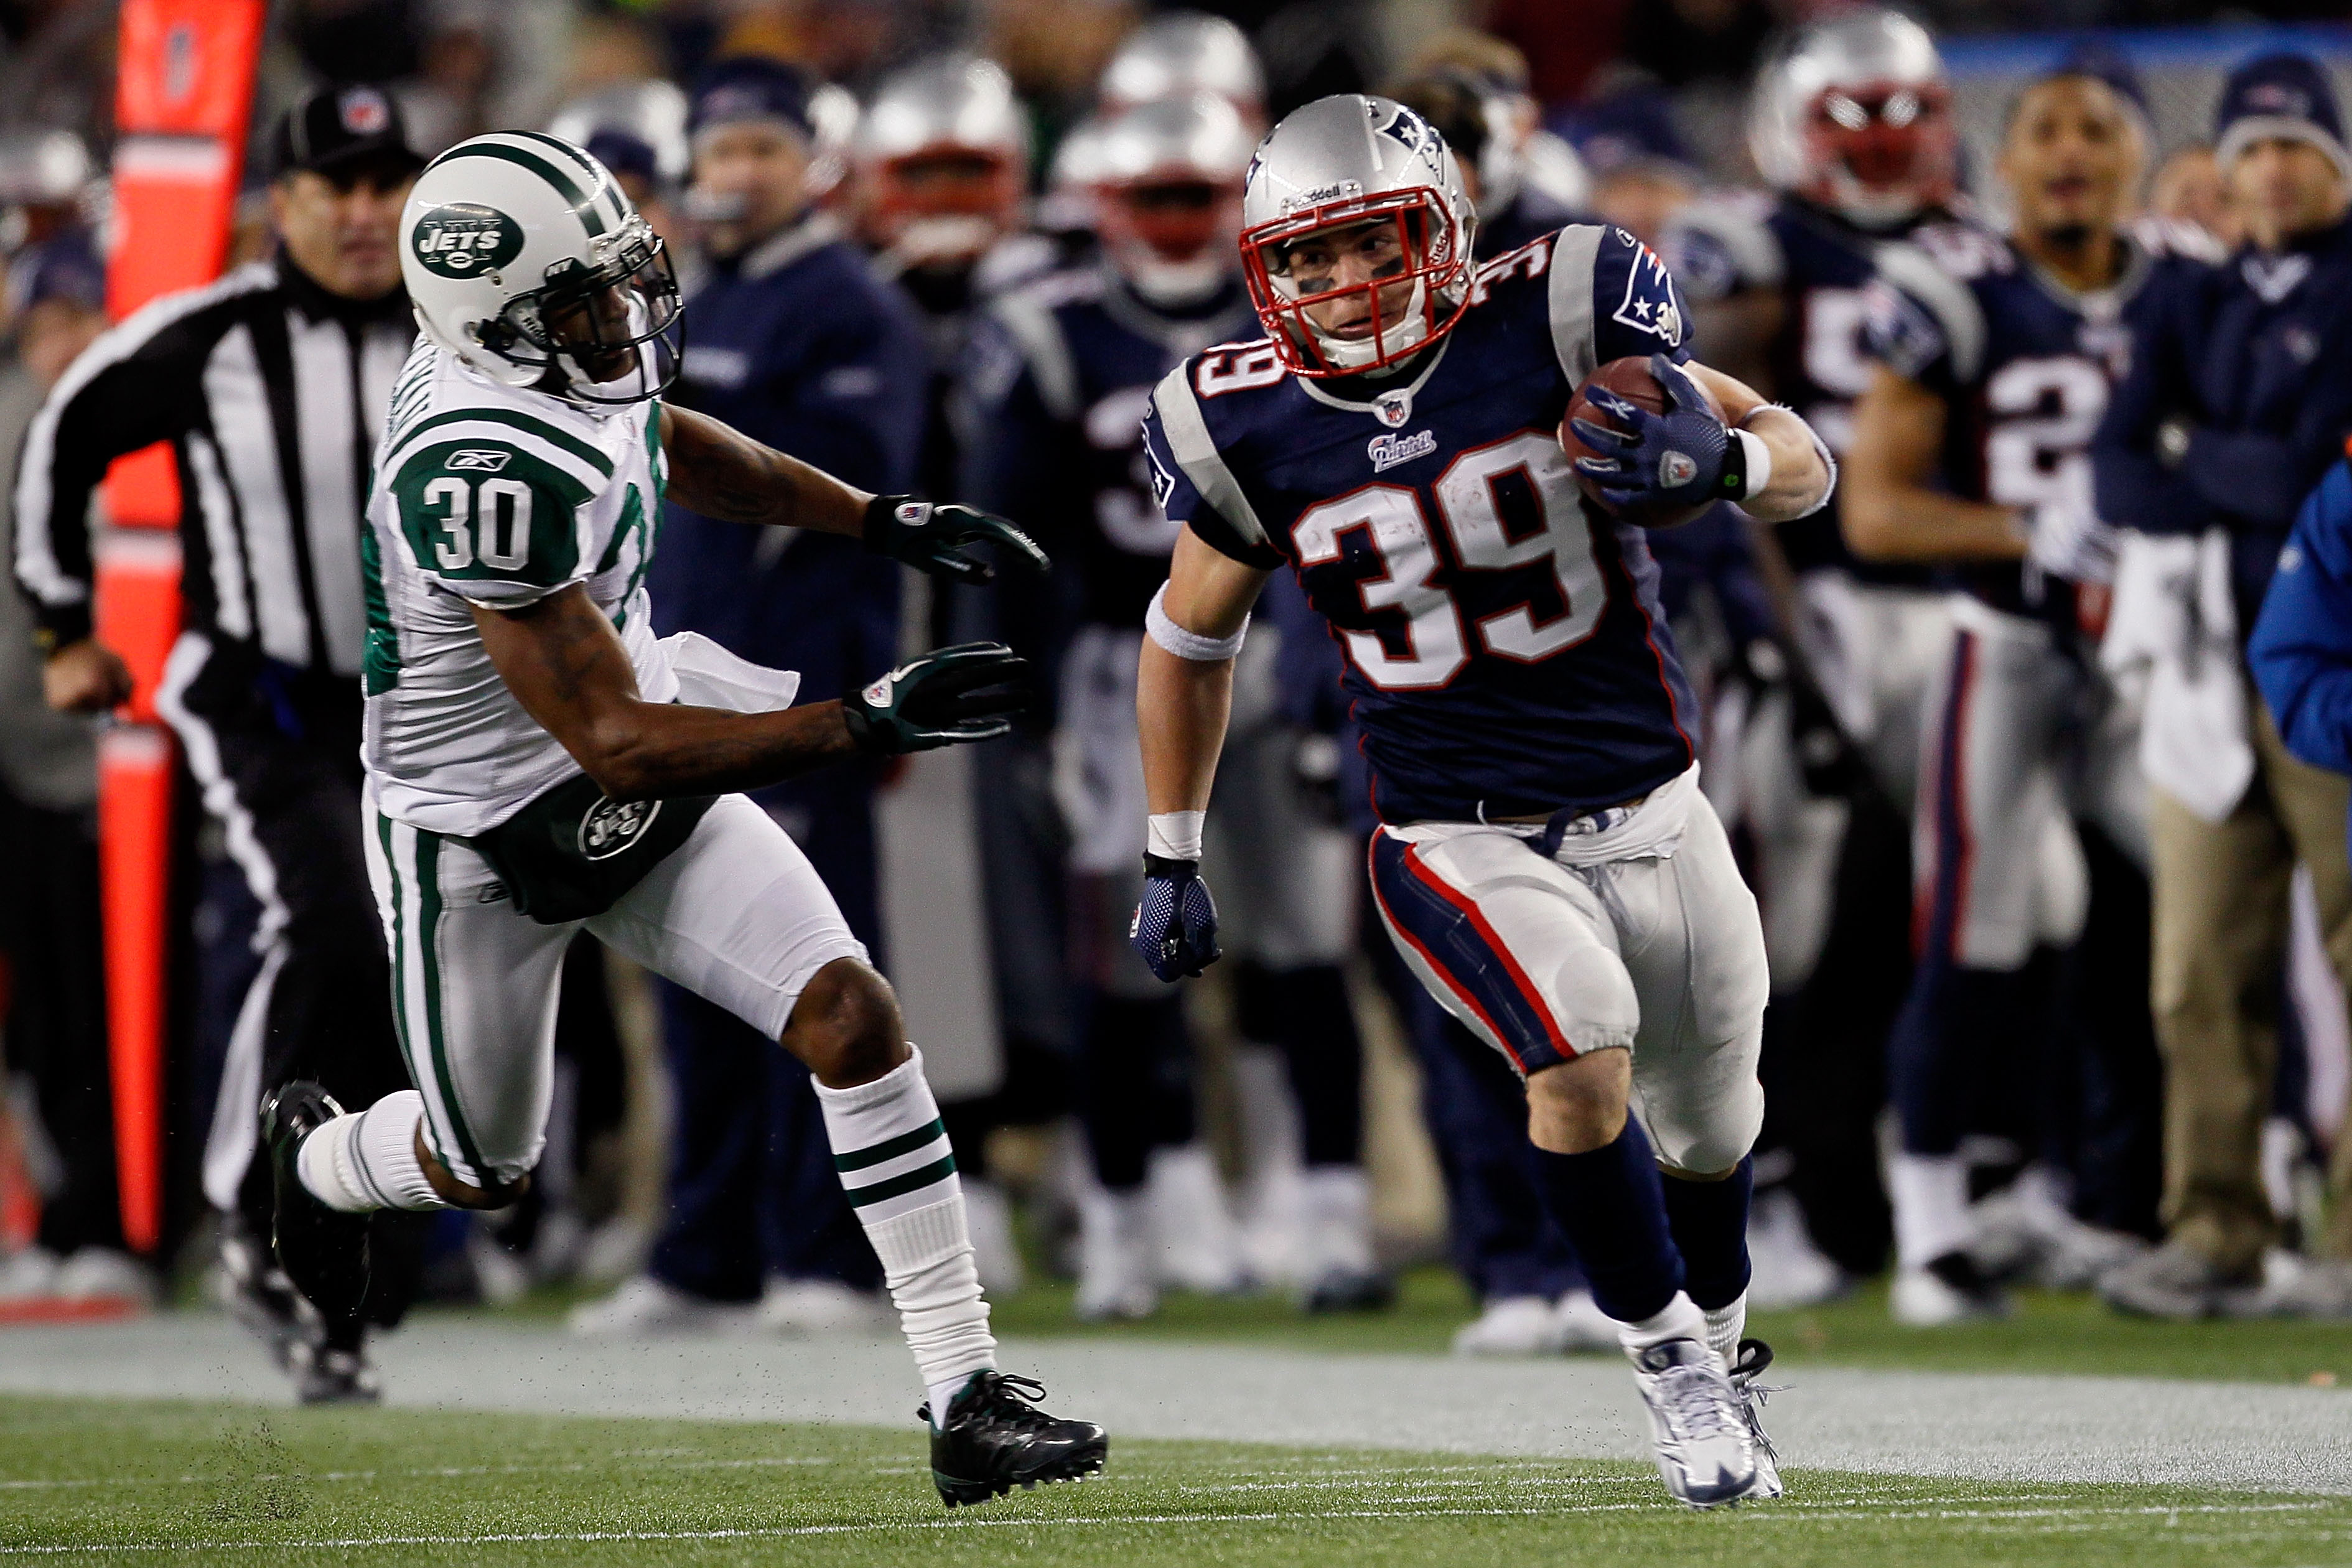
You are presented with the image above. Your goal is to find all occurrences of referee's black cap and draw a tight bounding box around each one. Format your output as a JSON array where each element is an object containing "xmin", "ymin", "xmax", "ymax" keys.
[{"xmin": 271, "ymin": 85, "xmax": 425, "ymax": 184}]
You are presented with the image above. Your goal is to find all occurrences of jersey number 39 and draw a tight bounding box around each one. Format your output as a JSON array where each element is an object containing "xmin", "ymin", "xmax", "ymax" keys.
[{"xmin": 1292, "ymin": 430, "xmax": 1605, "ymax": 689}]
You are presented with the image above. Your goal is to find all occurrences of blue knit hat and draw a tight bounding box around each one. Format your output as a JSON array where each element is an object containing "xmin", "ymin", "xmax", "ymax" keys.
[
  {"xmin": 688, "ymin": 57, "xmax": 817, "ymax": 143},
  {"xmin": 2215, "ymin": 52, "xmax": 2349, "ymax": 179}
]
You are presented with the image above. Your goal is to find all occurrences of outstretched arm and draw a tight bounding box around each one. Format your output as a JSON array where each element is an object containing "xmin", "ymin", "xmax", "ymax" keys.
[
  {"xmin": 472, "ymin": 584, "xmax": 860, "ymax": 801},
  {"xmin": 1138, "ymin": 527, "xmax": 1274, "ymax": 819},
  {"xmin": 658, "ymin": 403, "xmax": 1047, "ymax": 582},
  {"xmin": 659, "ymin": 402, "xmax": 872, "ymax": 536},
  {"xmin": 473, "ymin": 586, "xmax": 1029, "ymax": 800}
]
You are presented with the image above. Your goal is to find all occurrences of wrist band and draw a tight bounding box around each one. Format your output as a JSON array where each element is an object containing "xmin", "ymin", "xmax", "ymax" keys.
[
  {"xmin": 1146, "ymin": 584, "xmax": 1248, "ymax": 662},
  {"xmin": 1732, "ymin": 428, "xmax": 1773, "ymax": 501},
  {"xmin": 1147, "ymin": 811, "xmax": 1205, "ymax": 862},
  {"xmin": 1741, "ymin": 403, "xmax": 1836, "ymax": 519}
]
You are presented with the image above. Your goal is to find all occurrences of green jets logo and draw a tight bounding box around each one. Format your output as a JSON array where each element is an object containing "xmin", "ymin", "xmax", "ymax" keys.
[{"xmin": 411, "ymin": 203, "xmax": 523, "ymax": 278}]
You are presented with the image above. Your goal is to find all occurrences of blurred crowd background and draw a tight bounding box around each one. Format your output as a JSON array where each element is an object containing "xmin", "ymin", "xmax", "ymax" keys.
[{"xmin": 2, "ymin": 0, "xmax": 2351, "ymax": 1364}]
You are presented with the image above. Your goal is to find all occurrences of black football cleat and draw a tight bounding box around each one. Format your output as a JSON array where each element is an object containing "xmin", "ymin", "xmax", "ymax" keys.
[
  {"xmin": 920, "ymin": 1371, "xmax": 1107, "ymax": 1507},
  {"xmin": 218, "ymin": 1211, "xmax": 315, "ymax": 1373},
  {"xmin": 288, "ymin": 1341, "xmax": 382, "ymax": 1405},
  {"xmin": 260, "ymin": 1083, "xmax": 373, "ymax": 1354}
]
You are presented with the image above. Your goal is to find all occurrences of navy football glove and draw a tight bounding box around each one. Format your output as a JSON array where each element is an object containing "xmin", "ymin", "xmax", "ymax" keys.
[
  {"xmin": 1131, "ymin": 854, "xmax": 1221, "ymax": 982},
  {"xmin": 844, "ymin": 642, "xmax": 1031, "ymax": 755},
  {"xmin": 863, "ymin": 495, "xmax": 1050, "ymax": 584},
  {"xmin": 1570, "ymin": 354, "xmax": 1749, "ymax": 518}
]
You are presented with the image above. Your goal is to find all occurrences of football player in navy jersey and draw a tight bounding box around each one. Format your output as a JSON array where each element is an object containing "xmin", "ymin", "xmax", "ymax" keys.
[
  {"xmin": 1132, "ymin": 94, "xmax": 1834, "ymax": 1507},
  {"xmin": 1660, "ymin": 9, "xmax": 1969, "ymax": 1291},
  {"xmin": 964, "ymin": 94, "xmax": 1388, "ymax": 1318},
  {"xmin": 1842, "ymin": 62, "xmax": 2204, "ymax": 1324}
]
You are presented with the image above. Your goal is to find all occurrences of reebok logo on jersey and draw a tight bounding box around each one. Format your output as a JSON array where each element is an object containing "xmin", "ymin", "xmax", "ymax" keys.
[
  {"xmin": 447, "ymin": 449, "xmax": 512, "ymax": 472},
  {"xmin": 1368, "ymin": 429, "xmax": 1438, "ymax": 472}
]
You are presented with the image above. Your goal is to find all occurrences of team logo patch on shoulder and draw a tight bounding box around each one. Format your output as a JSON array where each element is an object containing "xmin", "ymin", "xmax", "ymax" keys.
[
  {"xmin": 411, "ymin": 202, "xmax": 525, "ymax": 279},
  {"xmin": 1610, "ymin": 240, "xmax": 1684, "ymax": 347},
  {"xmin": 446, "ymin": 448, "xmax": 512, "ymax": 472},
  {"xmin": 1368, "ymin": 429, "xmax": 1438, "ymax": 472},
  {"xmin": 579, "ymin": 795, "xmax": 661, "ymax": 862}
]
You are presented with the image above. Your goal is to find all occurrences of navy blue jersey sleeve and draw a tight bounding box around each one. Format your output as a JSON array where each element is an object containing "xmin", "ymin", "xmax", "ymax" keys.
[
  {"xmin": 2251, "ymin": 462, "xmax": 2352, "ymax": 774},
  {"xmin": 2092, "ymin": 259, "xmax": 2225, "ymax": 537},
  {"xmin": 1860, "ymin": 273, "xmax": 1958, "ymax": 394},
  {"xmin": 1587, "ymin": 228, "xmax": 1694, "ymax": 366},
  {"xmin": 1140, "ymin": 379, "xmax": 1284, "ymax": 569}
]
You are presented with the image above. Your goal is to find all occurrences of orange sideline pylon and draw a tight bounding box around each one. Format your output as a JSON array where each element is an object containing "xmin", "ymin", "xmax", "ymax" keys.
[{"xmin": 97, "ymin": 0, "xmax": 264, "ymax": 1254}]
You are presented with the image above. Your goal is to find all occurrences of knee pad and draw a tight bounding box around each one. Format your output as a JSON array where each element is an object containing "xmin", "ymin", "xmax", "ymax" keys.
[
  {"xmin": 1546, "ymin": 936, "xmax": 1640, "ymax": 1054},
  {"xmin": 1633, "ymin": 1034, "xmax": 1763, "ymax": 1175}
]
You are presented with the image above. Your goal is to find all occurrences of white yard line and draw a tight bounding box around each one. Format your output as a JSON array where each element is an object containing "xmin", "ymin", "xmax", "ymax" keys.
[
  {"xmin": 0, "ymin": 1500, "xmax": 2339, "ymax": 1558},
  {"xmin": 1, "ymin": 1314, "xmax": 2346, "ymax": 1495}
]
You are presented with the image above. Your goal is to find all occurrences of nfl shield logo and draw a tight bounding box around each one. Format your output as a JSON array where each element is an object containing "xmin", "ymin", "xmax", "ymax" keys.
[
  {"xmin": 339, "ymin": 87, "xmax": 391, "ymax": 136},
  {"xmin": 1373, "ymin": 390, "xmax": 1413, "ymax": 428},
  {"xmin": 1659, "ymin": 450, "xmax": 1699, "ymax": 488}
]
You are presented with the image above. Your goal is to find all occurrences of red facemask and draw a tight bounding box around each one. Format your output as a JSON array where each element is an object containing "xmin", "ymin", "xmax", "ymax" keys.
[{"xmin": 1240, "ymin": 189, "xmax": 1473, "ymax": 376}]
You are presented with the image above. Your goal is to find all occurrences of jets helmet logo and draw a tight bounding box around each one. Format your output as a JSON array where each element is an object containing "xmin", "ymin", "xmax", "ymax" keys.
[
  {"xmin": 411, "ymin": 202, "xmax": 524, "ymax": 279},
  {"xmin": 578, "ymin": 795, "xmax": 661, "ymax": 861}
]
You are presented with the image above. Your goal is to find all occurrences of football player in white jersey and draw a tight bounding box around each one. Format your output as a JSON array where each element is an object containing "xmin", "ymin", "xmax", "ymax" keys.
[{"xmin": 265, "ymin": 131, "xmax": 1104, "ymax": 1507}]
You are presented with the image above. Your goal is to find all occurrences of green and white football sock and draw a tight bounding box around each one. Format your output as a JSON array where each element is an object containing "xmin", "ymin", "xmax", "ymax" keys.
[
  {"xmin": 295, "ymin": 1090, "xmax": 449, "ymax": 1213},
  {"xmin": 814, "ymin": 1047, "xmax": 996, "ymax": 1422}
]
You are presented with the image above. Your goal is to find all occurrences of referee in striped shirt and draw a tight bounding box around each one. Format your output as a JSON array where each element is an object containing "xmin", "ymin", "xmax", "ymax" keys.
[{"xmin": 12, "ymin": 86, "xmax": 424, "ymax": 1402}]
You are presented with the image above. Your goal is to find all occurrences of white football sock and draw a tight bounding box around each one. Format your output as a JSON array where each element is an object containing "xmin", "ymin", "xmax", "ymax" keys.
[
  {"xmin": 1702, "ymin": 1292, "xmax": 1747, "ymax": 1367},
  {"xmin": 1617, "ymin": 1289, "xmax": 1711, "ymax": 1361},
  {"xmin": 1888, "ymin": 1152, "xmax": 1972, "ymax": 1269},
  {"xmin": 294, "ymin": 1091, "xmax": 448, "ymax": 1213},
  {"xmin": 814, "ymin": 1048, "xmax": 996, "ymax": 1404}
]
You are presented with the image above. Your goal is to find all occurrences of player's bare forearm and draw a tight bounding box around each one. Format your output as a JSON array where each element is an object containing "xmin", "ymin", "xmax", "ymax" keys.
[
  {"xmin": 1138, "ymin": 528, "xmax": 1271, "ymax": 814},
  {"xmin": 471, "ymin": 587, "xmax": 859, "ymax": 801},
  {"xmin": 658, "ymin": 404, "xmax": 870, "ymax": 538},
  {"xmin": 1842, "ymin": 366, "xmax": 2027, "ymax": 562},
  {"xmin": 1139, "ymin": 640, "xmax": 1234, "ymax": 814},
  {"xmin": 1685, "ymin": 362, "xmax": 1833, "ymax": 522}
]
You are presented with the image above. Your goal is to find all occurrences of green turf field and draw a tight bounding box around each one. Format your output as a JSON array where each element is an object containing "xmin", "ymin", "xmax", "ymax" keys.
[{"xmin": 0, "ymin": 1394, "xmax": 2342, "ymax": 1567}]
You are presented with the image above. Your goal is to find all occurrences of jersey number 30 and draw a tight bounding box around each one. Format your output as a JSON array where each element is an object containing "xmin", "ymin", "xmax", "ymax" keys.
[
  {"xmin": 423, "ymin": 475, "xmax": 535, "ymax": 572},
  {"xmin": 1292, "ymin": 431, "xmax": 1606, "ymax": 689}
]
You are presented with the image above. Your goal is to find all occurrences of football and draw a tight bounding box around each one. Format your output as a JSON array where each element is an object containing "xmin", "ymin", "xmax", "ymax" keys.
[{"xmin": 1559, "ymin": 355, "xmax": 1727, "ymax": 530}]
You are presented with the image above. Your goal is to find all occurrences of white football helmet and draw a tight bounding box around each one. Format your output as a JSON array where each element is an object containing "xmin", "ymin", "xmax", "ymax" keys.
[
  {"xmin": 1093, "ymin": 93, "xmax": 1254, "ymax": 306},
  {"xmin": 1750, "ymin": 9, "xmax": 1957, "ymax": 226},
  {"xmin": 545, "ymin": 81, "xmax": 691, "ymax": 186},
  {"xmin": 851, "ymin": 54, "xmax": 1029, "ymax": 267},
  {"xmin": 1240, "ymin": 95, "xmax": 1475, "ymax": 376},
  {"xmin": 1101, "ymin": 12, "xmax": 1266, "ymax": 124},
  {"xmin": 401, "ymin": 131, "xmax": 681, "ymax": 407}
]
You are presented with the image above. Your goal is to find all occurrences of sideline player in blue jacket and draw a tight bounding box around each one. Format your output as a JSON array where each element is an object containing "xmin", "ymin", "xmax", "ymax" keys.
[{"xmin": 1133, "ymin": 95, "xmax": 1834, "ymax": 1506}]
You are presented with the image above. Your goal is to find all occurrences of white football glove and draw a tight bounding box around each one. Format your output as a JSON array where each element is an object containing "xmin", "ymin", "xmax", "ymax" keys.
[{"xmin": 2026, "ymin": 499, "xmax": 2120, "ymax": 586}]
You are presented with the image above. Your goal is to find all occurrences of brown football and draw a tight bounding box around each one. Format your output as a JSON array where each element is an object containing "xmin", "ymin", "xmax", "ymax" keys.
[{"xmin": 1560, "ymin": 355, "xmax": 1726, "ymax": 530}]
